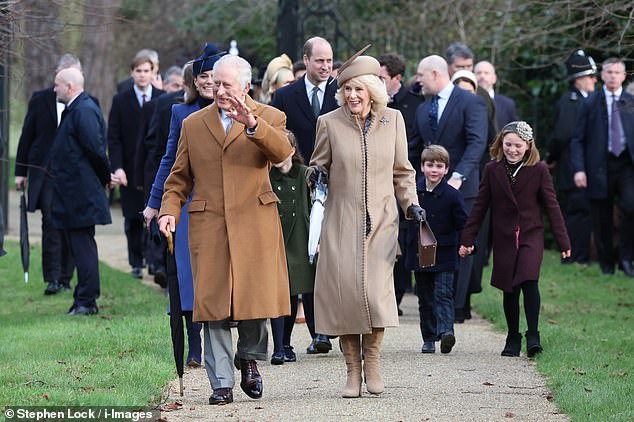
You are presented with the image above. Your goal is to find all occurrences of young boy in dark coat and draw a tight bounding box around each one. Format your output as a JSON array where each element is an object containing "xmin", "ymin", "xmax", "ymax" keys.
[{"xmin": 406, "ymin": 145, "xmax": 468, "ymax": 354}]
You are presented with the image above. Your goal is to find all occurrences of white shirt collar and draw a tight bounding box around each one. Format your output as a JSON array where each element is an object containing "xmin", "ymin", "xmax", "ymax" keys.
[
  {"xmin": 437, "ymin": 82, "xmax": 454, "ymax": 100},
  {"xmin": 304, "ymin": 76, "xmax": 328, "ymax": 94},
  {"xmin": 603, "ymin": 85, "xmax": 622, "ymax": 98}
]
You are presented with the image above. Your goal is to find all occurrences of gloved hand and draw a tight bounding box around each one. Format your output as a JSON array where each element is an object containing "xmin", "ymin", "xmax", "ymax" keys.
[
  {"xmin": 307, "ymin": 165, "xmax": 329, "ymax": 188},
  {"xmin": 407, "ymin": 204, "xmax": 426, "ymax": 222}
]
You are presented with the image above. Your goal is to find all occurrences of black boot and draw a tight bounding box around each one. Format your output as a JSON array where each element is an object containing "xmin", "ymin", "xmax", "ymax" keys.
[
  {"xmin": 525, "ymin": 331, "xmax": 543, "ymax": 357},
  {"xmin": 501, "ymin": 332, "xmax": 522, "ymax": 357}
]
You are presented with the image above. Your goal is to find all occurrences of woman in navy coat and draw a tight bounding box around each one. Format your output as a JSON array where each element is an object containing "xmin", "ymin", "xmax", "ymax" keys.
[
  {"xmin": 460, "ymin": 121, "xmax": 570, "ymax": 358},
  {"xmin": 144, "ymin": 48, "xmax": 220, "ymax": 366}
]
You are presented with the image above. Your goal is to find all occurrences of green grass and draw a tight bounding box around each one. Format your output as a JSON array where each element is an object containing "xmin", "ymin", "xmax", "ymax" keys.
[
  {"xmin": 0, "ymin": 241, "xmax": 174, "ymax": 408},
  {"xmin": 474, "ymin": 251, "xmax": 634, "ymax": 422}
]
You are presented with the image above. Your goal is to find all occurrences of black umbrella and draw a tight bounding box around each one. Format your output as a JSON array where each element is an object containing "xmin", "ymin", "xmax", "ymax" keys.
[
  {"xmin": 19, "ymin": 189, "xmax": 30, "ymax": 282},
  {"xmin": 165, "ymin": 231, "xmax": 184, "ymax": 396}
]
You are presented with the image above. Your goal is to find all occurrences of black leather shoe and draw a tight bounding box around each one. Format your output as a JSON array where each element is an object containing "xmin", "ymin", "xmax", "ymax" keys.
[
  {"xmin": 440, "ymin": 333, "xmax": 456, "ymax": 354},
  {"xmin": 67, "ymin": 305, "xmax": 99, "ymax": 316},
  {"xmin": 239, "ymin": 359, "xmax": 263, "ymax": 399},
  {"xmin": 620, "ymin": 260, "xmax": 634, "ymax": 277},
  {"xmin": 306, "ymin": 339, "xmax": 319, "ymax": 354},
  {"xmin": 131, "ymin": 267, "xmax": 143, "ymax": 279},
  {"xmin": 270, "ymin": 351, "xmax": 284, "ymax": 365},
  {"xmin": 421, "ymin": 341, "xmax": 435, "ymax": 353},
  {"xmin": 600, "ymin": 263, "xmax": 615, "ymax": 275},
  {"xmin": 209, "ymin": 388, "xmax": 233, "ymax": 405},
  {"xmin": 314, "ymin": 334, "xmax": 332, "ymax": 353},
  {"xmin": 44, "ymin": 280, "xmax": 62, "ymax": 295}
]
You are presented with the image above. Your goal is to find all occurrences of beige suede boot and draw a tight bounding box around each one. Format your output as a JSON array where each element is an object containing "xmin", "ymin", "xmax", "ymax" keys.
[
  {"xmin": 362, "ymin": 328, "xmax": 385, "ymax": 394},
  {"xmin": 340, "ymin": 335, "xmax": 362, "ymax": 398}
]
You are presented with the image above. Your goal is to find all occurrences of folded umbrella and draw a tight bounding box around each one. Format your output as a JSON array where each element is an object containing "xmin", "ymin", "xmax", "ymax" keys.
[
  {"xmin": 19, "ymin": 189, "xmax": 30, "ymax": 282},
  {"xmin": 165, "ymin": 230, "xmax": 184, "ymax": 396},
  {"xmin": 308, "ymin": 173, "xmax": 328, "ymax": 264}
]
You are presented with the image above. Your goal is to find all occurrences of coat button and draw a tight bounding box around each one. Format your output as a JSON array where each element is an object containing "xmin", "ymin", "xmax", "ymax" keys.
[
  {"xmin": 292, "ymin": 212, "xmax": 295, "ymax": 217},
  {"xmin": 291, "ymin": 186, "xmax": 296, "ymax": 190},
  {"xmin": 277, "ymin": 186, "xmax": 282, "ymax": 191}
]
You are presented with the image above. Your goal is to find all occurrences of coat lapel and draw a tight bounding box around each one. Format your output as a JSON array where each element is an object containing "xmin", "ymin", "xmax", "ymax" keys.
[
  {"xmin": 491, "ymin": 161, "xmax": 518, "ymax": 208},
  {"xmin": 203, "ymin": 103, "xmax": 227, "ymax": 147},
  {"xmin": 436, "ymin": 88, "xmax": 459, "ymax": 141},
  {"xmin": 296, "ymin": 76, "xmax": 317, "ymax": 123},
  {"xmin": 321, "ymin": 77, "xmax": 338, "ymax": 115}
]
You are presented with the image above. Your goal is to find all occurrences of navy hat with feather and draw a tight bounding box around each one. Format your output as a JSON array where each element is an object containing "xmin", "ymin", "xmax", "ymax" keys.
[{"xmin": 192, "ymin": 43, "xmax": 226, "ymax": 77}]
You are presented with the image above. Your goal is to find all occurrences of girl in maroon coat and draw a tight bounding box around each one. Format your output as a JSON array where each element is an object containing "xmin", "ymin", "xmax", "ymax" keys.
[{"xmin": 459, "ymin": 121, "xmax": 571, "ymax": 357}]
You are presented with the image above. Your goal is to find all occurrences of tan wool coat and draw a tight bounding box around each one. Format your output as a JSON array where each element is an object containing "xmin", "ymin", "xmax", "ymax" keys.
[
  {"xmin": 159, "ymin": 96, "xmax": 293, "ymax": 322},
  {"xmin": 310, "ymin": 106, "xmax": 418, "ymax": 335}
]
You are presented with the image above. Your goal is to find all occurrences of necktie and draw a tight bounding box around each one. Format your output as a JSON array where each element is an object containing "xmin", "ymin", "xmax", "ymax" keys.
[
  {"xmin": 224, "ymin": 115, "xmax": 232, "ymax": 134},
  {"xmin": 311, "ymin": 86, "xmax": 321, "ymax": 117},
  {"xmin": 429, "ymin": 95, "xmax": 439, "ymax": 137},
  {"xmin": 142, "ymin": 94, "xmax": 147, "ymax": 106},
  {"xmin": 610, "ymin": 94, "xmax": 623, "ymax": 156}
]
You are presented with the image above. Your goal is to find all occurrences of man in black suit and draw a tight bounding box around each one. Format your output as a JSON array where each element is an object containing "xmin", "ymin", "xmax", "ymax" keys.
[
  {"xmin": 271, "ymin": 36, "xmax": 338, "ymax": 163},
  {"xmin": 474, "ymin": 60, "xmax": 519, "ymax": 128},
  {"xmin": 547, "ymin": 51, "xmax": 597, "ymax": 265},
  {"xmin": 108, "ymin": 54, "xmax": 165, "ymax": 279},
  {"xmin": 14, "ymin": 54, "xmax": 84, "ymax": 295},
  {"xmin": 116, "ymin": 49, "xmax": 161, "ymax": 93},
  {"xmin": 571, "ymin": 57, "xmax": 634, "ymax": 277},
  {"xmin": 271, "ymin": 36, "xmax": 338, "ymax": 354},
  {"xmin": 409, "ymin": 55, "xmax": 488, "ymax": 322},
  {"xmin": 379, "ymin": 52, "xmax": 424, "ymax": 315},
  {"xmin": 50, "ymin": 68, "xmax": 114, "ymax": 315}
]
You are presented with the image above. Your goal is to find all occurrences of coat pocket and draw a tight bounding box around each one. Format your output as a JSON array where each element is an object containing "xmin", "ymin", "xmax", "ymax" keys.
[
  {"xmin": 188, "ymin": 199, "xmax": 206, "ymax": 212},
  {"xmin": 258, "ymin": 191, "xmax": 280, "ymax": 205}
]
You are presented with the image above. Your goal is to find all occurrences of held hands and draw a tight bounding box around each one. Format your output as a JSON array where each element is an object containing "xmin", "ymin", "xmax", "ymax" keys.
[
  {"xmin": 561, "ymin": 249, "xmax": 571, "ymax": 259},
  {"xmin": 307, "ymin": 165, "xmax": 329, "ymax": 188},
  {"xmin": 406, "ymin": 204, "xmax": 426, "ymax": 222},
  {"xmin": 447, "ymin": 177, "xmax": 462, "ymax": 190},
  {"xmin": 227, "ymin": 94, "xmax": 257, "ymax": 129},
  {"xmin": 158, "ymin": 215, "xmax": 176, "ymax": 238},
  {"xmin": 459, "ymin": 245, "xmax": 474, "ymax": 257}
]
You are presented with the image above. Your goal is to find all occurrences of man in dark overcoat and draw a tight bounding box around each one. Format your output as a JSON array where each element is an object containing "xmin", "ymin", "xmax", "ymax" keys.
[
  {"xmin": 14, "ymin": 54, "xmax": 87, "ymax": 295},
  {"xmin": 108, "ymin": 53, "xmax": 164, "ymax": 279},
  {"xmin": 571, "ymin": 57, "xmax": 634, "ymax": 277},
  {"xmin": 547, "ymin": 50, "xmax": 597, "ymax": 265},
  {"xmin": 50, "ymin": 68, "xmax": 114, "ymax": 315}
]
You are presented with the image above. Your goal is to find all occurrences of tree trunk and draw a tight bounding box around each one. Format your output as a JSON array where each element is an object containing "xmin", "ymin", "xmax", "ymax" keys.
[
  {"xmin": 81, "ymin": 0, "xmax": 122, "ymax": 119},
  {"xmin": 20, "ymin": 0, "xmax": 60, "ymax": 92}
]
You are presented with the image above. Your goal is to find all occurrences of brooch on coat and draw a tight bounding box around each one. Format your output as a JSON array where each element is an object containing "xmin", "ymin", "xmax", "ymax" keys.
[{"xmin": 379, "ymin": 116, "xmax": 389, "ymax": 126}]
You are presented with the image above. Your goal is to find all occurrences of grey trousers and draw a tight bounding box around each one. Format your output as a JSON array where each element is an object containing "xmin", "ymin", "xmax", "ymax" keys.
[{"xmin": 203, "ymin": 319, "xmax": 268, "ymax": 390}]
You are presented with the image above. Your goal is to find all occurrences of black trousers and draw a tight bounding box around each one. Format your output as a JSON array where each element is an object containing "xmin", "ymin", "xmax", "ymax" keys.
[
  {"xmin": 64, "ymin": 226, "xmax": 100, "ymax": 308},
  {"xmin": 124, "ymin": 216, "xmax": 144, "ymax": 268},
  {"xmin": 561, "ymin": 187, "xmax": 592, "ymax": 263},
  {"xmin": 39, "ymin": 179, "xmax": 74, "ymax": 284},
  {"xmin": 591, "ymin": 152, "xmax": 634, "ymax": 268}
]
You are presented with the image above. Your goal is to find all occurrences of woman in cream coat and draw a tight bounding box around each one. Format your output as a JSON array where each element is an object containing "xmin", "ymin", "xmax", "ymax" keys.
[{"xmin": 308, "ymin": 52, "xmax": 424, "ymax": 398}]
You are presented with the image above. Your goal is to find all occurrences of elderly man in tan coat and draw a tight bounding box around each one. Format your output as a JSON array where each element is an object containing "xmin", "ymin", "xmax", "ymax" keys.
[{"xmin": 158, "ymin": 55, "xmax": 293, "ymax": 405}]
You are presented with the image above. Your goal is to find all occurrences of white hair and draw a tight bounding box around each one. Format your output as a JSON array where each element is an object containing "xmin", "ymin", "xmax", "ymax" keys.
[{"xmin": 213, "ymin": 55, "xmax": 252, "ymax": 89}]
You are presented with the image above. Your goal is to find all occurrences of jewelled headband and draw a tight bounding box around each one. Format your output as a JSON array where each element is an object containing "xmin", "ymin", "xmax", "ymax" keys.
[{"xmin": 503, "ymin": 121, "xmax": 533, "ymax": 142}]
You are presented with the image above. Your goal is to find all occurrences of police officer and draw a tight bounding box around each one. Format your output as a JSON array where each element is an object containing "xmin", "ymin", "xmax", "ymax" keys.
[{"xmin": 546, "ymin": 50, "xmax": 597, "ymax": 265}]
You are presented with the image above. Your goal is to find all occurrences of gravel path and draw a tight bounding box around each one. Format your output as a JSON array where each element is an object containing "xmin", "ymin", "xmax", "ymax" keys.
[{"xmin": 5, "ymin": 190, "xmax": 568, "ymax": 421}]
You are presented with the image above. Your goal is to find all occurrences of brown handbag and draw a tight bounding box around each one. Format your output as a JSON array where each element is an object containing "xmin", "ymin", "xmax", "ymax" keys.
[{"xmin": 418, "ymin": 220, "xmax": 437, "ymax": 268}]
